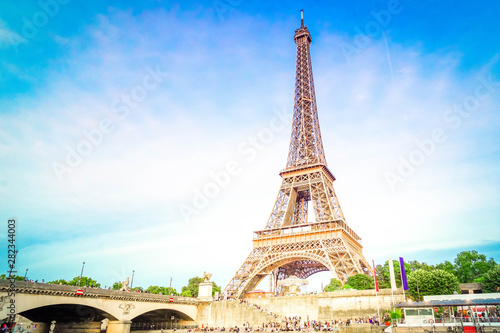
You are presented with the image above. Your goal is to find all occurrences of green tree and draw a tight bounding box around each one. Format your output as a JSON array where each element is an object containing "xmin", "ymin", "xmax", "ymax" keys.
[
  {"xmin": 435, "ymin": 260, "xmax": 455, "ymax": 275},
  {"xmin": 164, "ymin": 287, "xmax": 179, "ymax": 295},
  {"xmin": 112, "ymin": 282, "xmax": 121, "ymax": 290},
  {"xmin": 407, "ymin": 260, "xmax": 435, "ymax": 272},
  {"xmin": 66, "ymin": 276, "xmax": 101, "ymax": 287},
  {"xmin": 1, "ymin": 274, "xmax": 25, "ymax": 281},
  {"xmin": 346, "ymin": 274, "xmax": 374, "ymax": 290},
  {"xmin": 48, "ymin": 279, "xmax": 69, "ymax": 285},
  {"xmin": 180, "ymin": 277, "xmax": 221, "ymax": 297},
  {"xmin": 323, "ymin": 278, "xmax": 342, "ymax": 292},
  {"xmin": 376, "ymin": 260, "xmax": 414, "ymax": 289},
  {"xmin": 181, "ymin": 277, "xmax": 203, "ymax": 298},
  {"xmin": 407, "ymin": 269, "xmax": 459, "ymax": 301},
  {"xmin": 342, "ymin": 284, "xmax": 353, "ymax": 290},
  {"xmin": 212, "ymin": 282, "xmax": 221, "ymax": 297},
  {"xmin": 453, "ymin": 250, "xmax": 497, "ymax": 283},
  {"xmin": 145, "ymin": 285, "xmax": 179, "ymax": 295},
  {"xmin": 482, "ymin": 265, "xmax": 500, "ymax": 293},
  {"xmin": 146, "ymin": 285, "xmax": 162, "ymax": 294},
  {"xmin": 375, "ymin": 264, "xmax": 390, "ymax": 289},
  {"xmin": 47, "ymin": 276, "xmax": 100, "ymax": 287}
]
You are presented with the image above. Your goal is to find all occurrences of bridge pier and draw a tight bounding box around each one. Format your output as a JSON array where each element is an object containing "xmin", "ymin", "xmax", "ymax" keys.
[{"xmin": 106, "ymin": 321, "xmax": 132, "ymax": 333}]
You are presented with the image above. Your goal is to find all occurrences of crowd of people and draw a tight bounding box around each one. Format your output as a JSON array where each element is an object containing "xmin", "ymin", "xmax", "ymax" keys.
[{"xmin": 191, "ymin": 316, "xmax": 381, "ymax": 332}]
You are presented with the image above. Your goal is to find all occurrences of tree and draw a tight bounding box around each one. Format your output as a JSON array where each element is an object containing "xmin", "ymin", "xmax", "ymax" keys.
[
  {"xmin": 146, "ymin": 285, "xmax": 179, "ymax": 295},
  {"xmin": 181, "ymin": 276, "xmax": 203, "ymax": 298},
  {"xmin": 48, "ymin": 279, "xmax": 69, "ymax": 285},
  {"xmin": 376, "ymin": 260, "xmax": 413, "ymax": 289},
  {"xmin": 112, "ymin": 282, "xmax": 121, "ymax": 290},
  {"xmin": 407, "ymin": 269, "xmax": 459, "ymax": 301},
  {"xmin": 482, "ymin": 265, "xmax": 500, "ymax": 293},
  {"xmin": 435, "ymin": 260, "xmax": 455, "ymax": 275},
  {"xmin": 212, "ymin": 282, "xmax": 221, "ymax": 297},
  {"xmin": 324, "ymin": 278, "xmax": 342, "ymax": 292},
  {"xmin": 181, "ymin": 277, "xmax": 221, "ymax": 297},
  {"xmin": 375, "ymin": 264, "xmax": 390, "ymax": 289},
  {"xmin": 1, "ymin": 274, "xmax": 26, "ymax": 281},
  {"xmin": 346, "ymin": 274, "xmax": 374, "ymax": 290},
  {"xmin": 407, "ymin": 260, "xmax": 435, "ymax": 272},
  {"xmin": 453, "ymin": 250, "xmax": 497, "ymax": 283},
  {"xmin": 342, "ymin": 284, "xmax": 353, "ymax": 290},
  {"xmin": 46, "ymin": 276, "xmax": 100, "ymax": 287},
  {"xmin": 65, "ymin": 276, "xmax": 101, "ymax": 287}
]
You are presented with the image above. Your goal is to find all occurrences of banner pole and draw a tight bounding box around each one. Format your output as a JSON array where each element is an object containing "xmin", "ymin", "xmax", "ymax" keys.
[{"xmin": 372, "ymin": 260, "xmax": 381, "ymax": 324}]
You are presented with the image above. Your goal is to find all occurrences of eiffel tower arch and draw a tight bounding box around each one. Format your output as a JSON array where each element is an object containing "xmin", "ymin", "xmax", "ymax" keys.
[{"xmin": 223, "ymin": 11, "xmax": 372, "ymax": 299}]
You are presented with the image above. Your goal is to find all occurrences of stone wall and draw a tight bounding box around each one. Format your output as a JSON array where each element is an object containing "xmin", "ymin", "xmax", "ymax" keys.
[
  {"xmin": 318, "ymin": 289, "xmax": 404, "ymax": 321},
  {"xmin": 207, "ymin": 289, "xmax": 405, "ymax": 327},
  {"xmin": 339, "ymin": 324, "xmax": 385, "ymax": 333},
  {"xmin": 249, "ymin": 295, "xmax": 318, "ymax": 321},
  {"xmin": 206, "ymin": 300, "xmax": 279, "ymax": 327}
]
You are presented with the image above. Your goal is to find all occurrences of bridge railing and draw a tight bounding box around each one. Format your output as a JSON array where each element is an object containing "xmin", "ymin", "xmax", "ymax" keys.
[{"xmin": 0, "ymin": 280, "xmax": 199, "ymax": 304}]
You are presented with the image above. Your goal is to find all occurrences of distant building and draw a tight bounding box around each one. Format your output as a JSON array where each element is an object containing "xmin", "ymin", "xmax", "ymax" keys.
[{"xmin": 459, "ymin": 283, "xmax": 483, "ymax": 294}]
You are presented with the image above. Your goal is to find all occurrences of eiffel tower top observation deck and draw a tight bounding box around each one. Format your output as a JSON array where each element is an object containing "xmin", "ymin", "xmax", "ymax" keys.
[{"xmin": 223, "ymin": 11, "xmax": 372, "ymax": 299}]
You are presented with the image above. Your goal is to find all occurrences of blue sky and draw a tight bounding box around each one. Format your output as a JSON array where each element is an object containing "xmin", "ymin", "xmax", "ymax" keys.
[{"xmin": 1, "ymin": 0, "xmax": 499, "ymax": 292}]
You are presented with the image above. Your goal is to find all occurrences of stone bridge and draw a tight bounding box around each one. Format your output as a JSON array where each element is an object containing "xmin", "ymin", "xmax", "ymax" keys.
[{"xmin": 0, "ymin": 281, "xmax": 206, "ymax": 333}]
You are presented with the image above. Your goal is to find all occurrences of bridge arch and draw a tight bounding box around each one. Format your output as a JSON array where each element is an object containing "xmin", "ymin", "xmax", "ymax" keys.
[
  {"xmin": 238, "ymin": 251, "xmax": 336, "ymax": 297},
  {"xmin": 130, "ymin": 303, "xmax": 196, "ymax": 322},
  {"xmin": 19, "ymin": 303, "xmax": 119, "ymax": 323}
]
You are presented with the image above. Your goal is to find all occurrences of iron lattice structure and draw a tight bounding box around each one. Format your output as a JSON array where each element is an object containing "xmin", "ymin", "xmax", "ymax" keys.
[{"xmin": 223, "ymin": 12, "xmax": 372, "ymax": 299}]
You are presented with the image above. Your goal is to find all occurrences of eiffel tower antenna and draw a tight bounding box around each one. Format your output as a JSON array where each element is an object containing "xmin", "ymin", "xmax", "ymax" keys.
[{"xmin": 223, "ymin": 11, "xmax": 372, "ymax": 299}]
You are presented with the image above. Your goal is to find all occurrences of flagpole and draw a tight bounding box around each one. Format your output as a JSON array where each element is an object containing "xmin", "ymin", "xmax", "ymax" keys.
[
  {"xmin": 372, "ymin": 260, "xmax": 381, "ymax": 324},
  {"xmin": 389, "ymin": 258, "xmax": 396, "ymax": 308}
]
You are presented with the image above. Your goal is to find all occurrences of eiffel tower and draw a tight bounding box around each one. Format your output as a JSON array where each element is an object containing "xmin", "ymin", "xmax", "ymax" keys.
[{"xmin": 223, "ymin": 11, "xmax": 372, "ymax": 299}]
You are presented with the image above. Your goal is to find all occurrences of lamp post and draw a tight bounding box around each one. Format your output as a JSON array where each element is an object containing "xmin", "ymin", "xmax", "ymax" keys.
[
  {"xmin": 78, "ymin": 261, "xmax": 85, "ymax": 287},
  {"xmin": 131, "ymin": 270, "xmax": 135, "ymax": 289},
  {"xmin": 24, "ymin": 269, "xmax": 28, "ymax": 281},
  {"xmin": 169, "ymin": 277, "xmax": 173, "ymax": 295}
]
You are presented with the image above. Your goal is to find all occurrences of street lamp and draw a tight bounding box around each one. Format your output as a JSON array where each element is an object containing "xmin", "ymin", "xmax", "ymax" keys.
[
  {"xmin": 131, "ymin": 270, "xmax": 135, "ymax": 289},
  {"xmin": 78, "ymin": 261, "xmax": 85, "ymax": 287},
  {"xmin": 169, "ymin": 277, "xmax": 173, "ymax": 295},
  {"xmin": 24, "ymin": 269, "xmax": 28, "ymax": 281}
]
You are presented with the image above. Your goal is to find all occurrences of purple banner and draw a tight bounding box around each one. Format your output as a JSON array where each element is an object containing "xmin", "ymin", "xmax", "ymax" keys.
[{"xmin": 400, "ymin": 257, "xmax": 409, "ymax": 290}]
